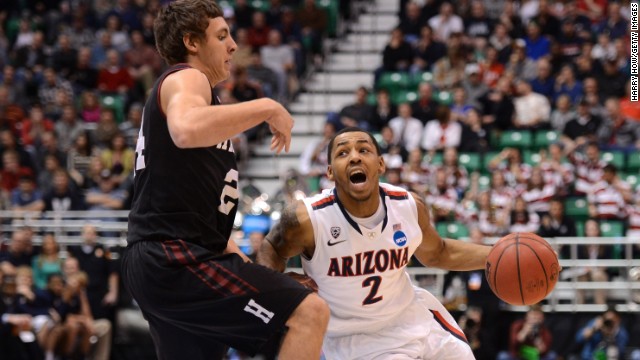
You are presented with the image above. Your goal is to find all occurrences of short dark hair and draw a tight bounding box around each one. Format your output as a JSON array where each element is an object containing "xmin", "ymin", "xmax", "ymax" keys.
[
  {"xmin": 154, "ymin": 0, "xmax": 224, "ymax": 65},
  {"xmin": 327, "ymin": 127, "xmax": 382, "ymax": 165}
]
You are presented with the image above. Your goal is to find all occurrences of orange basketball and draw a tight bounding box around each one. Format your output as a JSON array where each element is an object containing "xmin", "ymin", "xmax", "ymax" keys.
[{"xmin": 485, "ymin": 232, "xmax": 560, "ymax": 306}]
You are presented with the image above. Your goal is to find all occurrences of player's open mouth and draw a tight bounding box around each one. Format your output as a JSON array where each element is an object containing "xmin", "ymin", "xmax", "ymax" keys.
[{"xmin": 349, "ymin": 171, "xmax": 367, "ymax": 184}]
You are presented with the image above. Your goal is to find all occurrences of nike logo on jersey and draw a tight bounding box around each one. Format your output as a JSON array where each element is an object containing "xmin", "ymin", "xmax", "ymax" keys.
[{"xmin": 327, "ymin": 239, "xmax": 347, "ymax": 246}]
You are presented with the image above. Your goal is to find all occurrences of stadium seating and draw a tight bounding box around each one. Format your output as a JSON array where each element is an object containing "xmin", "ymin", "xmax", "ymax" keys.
[
  {"xmin": 436, "ymin": 221, "xmax": 469, "ymax": 239},
  {"xmin": 601, "ymin": 150, "xmax": 625, "ymax": 169},
  {"xmin": 533, "ymin": 130, "xmax": 560, "ymax": 150},
  {"xmin": 499, "ymin": 130, "xmax": 533, "ymax": 149},
  {"xmin": 564, "ymin": 197, "xmax": 590, "ymax": 220},
  {"xmin": 458, "ymin": 152, "xmax": 481, "ymax": 172}
]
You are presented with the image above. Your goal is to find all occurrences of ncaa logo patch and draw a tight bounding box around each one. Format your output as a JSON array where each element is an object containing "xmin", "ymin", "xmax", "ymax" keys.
[
  {"xmin": 331, "ymin": 227, "xmax": 341, "ymax": 239},
  {"xmin": 393, "ymin": 230, "xmax": 407, "ymax": 246}
]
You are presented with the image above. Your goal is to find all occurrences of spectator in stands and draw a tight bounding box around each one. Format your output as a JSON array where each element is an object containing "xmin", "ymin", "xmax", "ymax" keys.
[
  {"xmin": 401, "ymin": 148, "xmax": 430, "ymax": 195},
  {"xmin": 119, "ymin": 103, "xmax": 142, "ymax": 148},
  {"xmin": 553, "ymin": 65, "xmax": 582, "ymax": 105},
  {"xmin": 97, "ymin": 49, "xmax": 134, "ymax": 96},
  {"xmin": 85, "ymin": 169, "xmax": 127, "ymax": 212},
  {"xmin": 458, "ymin": 306, "xmax": 498, "ymax": 360},
  {"xmin": 10, "ymin": 175, "xmax": 42, "ymax": 212},
  {"xmin": 450, "ymin": 87, "xmax": 474, "ymax": 123},
  {"xmin": 67, "ymin": 131, "xmax": 95, "ymax": 189},
  {"xmin": 1, "ymin": 65, "xmax": 27, "ymax": 108},
  {"xmin": 522, "ymin": 166, "xmax": 556, "ymax": 215},
  {"xmin": 232, "ymin": 28, "xmax": 253, "ymax": 69},
  {"xmin": 530, "ymin": 58, "xmax": 556, "ymax": 101},
  {"xmin": 432, "ymin": 41, "xmax": 467, "ymax": 90},
  {"xmin": 440, "ymin": 147, "xmax": 470, "ymax": 196},
  {"xmin": 91, "ymin": 32, "xmax": 114, "ymax": 70},
  {"xmin": 506, "ymin": 40, "xmax": 537, "ymax": 81},
  {"xmin": 480, "ymin": 46, "xmax": 504, "ymax": 88},
  {"xmin": 421, "ymin": 105, "xmax": 462, "ymax": 152},
  {"xmin": 0, "ymin": 129, "xmax": 34, "ymax": 171},
  {"xmin": 381, "ymin": 27, "xmax": 414, "ymax": 73},
  {"xmin": 296, "ymin": 0, "xmax": 328, "ymax": 55},
  {"xmin": 124, "ymin": 30, "xmax": 163, "ymax": 93},
  {"xmin": 598, "ymin": 98, "xmax": 640, "ymax": 152},
  {"xmin": 54, "ymin": 105, "xmax": 84, "ymax": 152},
  {"xmin": 65, "ymin": 16, "xmax": 95, "ymax": 50},
  {"xmin": 524, "ymin": 21, "xmax": 550, "ymax": 61},
  {"xmin": 549, "ymin": 95, "xmax": 574, "ymax": 133},
  {"xmin": 620, "ymin": 79, "xmax": 640, "ymax": 122},
  {"xmin": 499, "ymin": 305, "xmax": 557, "ymax": 360},
  {"xmin": 509, "ymin": 196, "xmax": 541, "ymax": 233},
  {"xmin": 38, "ymin": 68, "xmax": 75, "ymax": 119},
  {"xmin": 575, "ymin": 218, "xmax": 610, "ymax": 304},
  {"xmin": 562, "ymin": 99, "xmax": 603, "ymax": 146},
  {"xmin": 411, "ymin": 25, "xmax": 446, "ymax": 74},
  {"xmin": 591, "ymin": 33, "xmax": 617, "ymax": 63},
  {"xmin": 59, "ymin": 271, "xmax": 98, "ymax": 358},
  {"xmin": 388, "ymin": 102, "xmax": 423, "ymax": 151},
  {"xmin": 424, "ymin": 167, "xmax": 459, "ymax": 222},
  {"xmin": 538, "ymin": 197, "xmax": 577, "ymax": 258},
  {"xmin": 513, "ymin": 79, "xmax": 551, "ymax": 130},
  {"xmin": 234, "ymin": 0, "xmax": 255, "ymax": 29},
  {"xmin": 428, "ymin": 2, "xmax": 464, "ymax": 42},
  {"xmin": 556, "ymin": 20, "xmax": 583, "ymax": 62},
  {"xmin": 540, "ymin": 143, "xmax": 575, "ymax": 195},
  {"xmin": 488, "ymin": 148, "xmax": 532, "ymax": 191},
  {"xmin": 13, "ymin": 31, "xmax": 47, "ymax": 73},
  {"xmin": 232, "ymin": 66, "xmax": 262, "ymax": 103},
  {"xmin": 597, "ymin": 57, "xmax": 627, "ymax": 100},
  {"xmin": 338, "ymin": 86, "xmax": 376, "ymax": 130},
  {"xmin": 98, "ymin": 15, "xmax": 130, "ymax": 53},
  {"xmin": 0, "ymin": 266, "xmax": 35, "ymax": 359},
  {"xmin": 0, "ymin": 228, "xmax": 35, "ymax": 273},
  {"xmin": 94, "ymin": 108, "xmax": 120, "ymax": 148},
  {"xmin": 462, "ymin": 63, "xmax": 489, "ymax": 109},
  {"xmin": 41, "ymin": 169, "xmax": 86, "ymax": 212},
  {"xmin": 299, "ymin": 121, "xmax": 335, "ymax": 192},
  {"xmin": 399, "ymin": 1, "xmax": 425, "ymax": 41},
  {"xmin": 79, "ymin": 91, "xmax": 102, "ymax": 124},
  {"xmin": 260, "ymin": 30, "xmax": 295, "ymax": 103},
  {"xmin": 31, "ymin": 233, "xmax": 62, "ymax": 290},
  {"xmin": 464, "ymin": 1, "xmax": 493, "ymax": 39},
  {"xmin": 588, "ymin": 164, "xmax": 632, "ymax": 220},
  {"xmin": 247, "ymin": 11, "xmax": 270, "ymax": 49},
  {"xmin": 371, "ymin": 89, "xmax": 397, "ymax": 132},
  {"xmin": 411, "ymin": 82, "xmax": 437, "ymax": 124},
  {"xmin": 569, "ymin": 141, "xmax": 606, "ymax": 196},
  {"xmin": 379, "ymin": 126, "xmax": 408, "ymax": 170},
  {"xmin": 18, "ymin": 104, "xmax": 54, "ymax": 149},
  {"xmin": 33, "ymin": 131, "xmax": 67, "ymax": 175},
  {"xmin": 459, "ymin": 107, "xmax": 490, "ymax": 153},
  {"xmin": 576, "ymin": 306, "xmax": 632, "ymax": 360},
  {"xmin": 246, "ymin": 50, "xmax": 279, "ymax": 99},
  {"xmin": 475, "ymin": 190, "xmax": 510, "ymax": 237},
  {"xmin": 1, "ymin": 150, "xmax": 33, "ymax": 197},
  {"xmin": 478, "ymin": 76, "xmax": 516, "ymax": 132},
  {"xmin": 52, "ymin": 34, "xmax": 78, "ymax": 79},
  {"xmin": 594, "ymin": 2, "xmax": 628, "ymax": 40}
]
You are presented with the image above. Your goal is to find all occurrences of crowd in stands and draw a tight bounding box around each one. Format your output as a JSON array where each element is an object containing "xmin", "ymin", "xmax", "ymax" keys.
[{"xmin": 0, "ymin": 0, "xmax": 346, "ymax": 358}]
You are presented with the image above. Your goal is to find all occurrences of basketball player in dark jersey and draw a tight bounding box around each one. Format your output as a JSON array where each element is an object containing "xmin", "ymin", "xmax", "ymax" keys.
[{"xmin": 120, "ymin": 1, "xmax": 329, "ymax": 359}]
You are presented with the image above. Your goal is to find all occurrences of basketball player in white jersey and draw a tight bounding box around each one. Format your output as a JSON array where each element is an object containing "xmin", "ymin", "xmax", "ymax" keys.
[{"xmin": 258, "ymin": 127, "xmax": 492, "ymax": 359}]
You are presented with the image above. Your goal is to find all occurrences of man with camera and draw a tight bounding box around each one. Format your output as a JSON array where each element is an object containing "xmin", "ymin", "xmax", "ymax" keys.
[
  {"xmin": 498, "ymin": 305, "xmax": 557, "ymax": 360},
  {"xmin": 575, "ymin": 306, "xmax": 633, "ymax": 360}
]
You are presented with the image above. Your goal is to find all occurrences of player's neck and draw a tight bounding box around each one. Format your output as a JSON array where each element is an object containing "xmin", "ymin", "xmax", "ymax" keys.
[
  {"xmin": 336, "ymin": 187, "xmax": 381, "ymax": 218},
  {"xmin": 186, "ymin": 57, "xmax": 218, "ymax": 87}
]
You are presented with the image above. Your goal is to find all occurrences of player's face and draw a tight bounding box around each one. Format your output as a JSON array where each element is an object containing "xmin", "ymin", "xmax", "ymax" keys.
[
  {"xmin": 198, "ymin": 17, "xmax": 237, "ymax": 84},
  {"xmin": 328, "ymin": 132, "xmax": 384, "ymax": 201}
]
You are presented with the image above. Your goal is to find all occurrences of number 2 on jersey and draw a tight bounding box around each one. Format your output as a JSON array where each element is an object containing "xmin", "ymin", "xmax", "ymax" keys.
[
  {"xmin": 135, "ymin": 109, "xmax": 146, "ymax": 171},
  {"xmin": 362, "ymin": 275, "xmax": 382, "ymax": 305},
  {"xmin": 218, "ymin": 169, "xmax": 239, "ymax": 215}
]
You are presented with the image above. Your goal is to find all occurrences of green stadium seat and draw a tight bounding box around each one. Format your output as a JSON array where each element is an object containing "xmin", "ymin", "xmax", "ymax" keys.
[
  {"xmin": 424, "ymin": 152, "xmax": 443, "ymax": 165},
  {"xmin": 623, "ymin": 173, "xmax": 639, "ymax": 188},
  {"xmin": 316, "ymin": 0, "xmax": 339, "ymax": 37},
  {"xmin": 599, "ymin": 220, "xmax": 625, "ymax": 237},
  {"xmin": 575, "ymin": 221, "xmax": 585, "ymax": 237},
  {"xmin": 436, "ymin": 222, "xmax": 469, "ymax": 239},
  {"xmin": 523, "ymin": 150, "xmax": 542, "ymax": 166},
  {"xmin": 482, "ymin": 151, "xmax": 500, "ymax": 172},
  {"xmin": 600, "ymin": 150, "xmax": 625, "ymax": 169},
  {"xmin": 410, "ymin": 72, "xmax": 433, "ymax": 87},
  {"xmin": 534, "ymin": 130, "xmax": 560, "ymax": 149},
  {"xmin": 458, "ymin": 152, "xmax": 481, "ymax": 172},
  {"xmin": 392, "ymin": 90, "xmax": 418, "ymax": 105},
  {"xmin": 100, "ymin": 94, "xmax": 126, "ymax": 123},
  {"xmin": 432, "ymin": 91, "xmax": 453, "ymax": 106},
  {"xmin": 626, "ymin": 152, "xmax": 640, "ymax": 172},
  {"xmin": 564, "ymin": 197, "xmax": 589, "ymax": 220},
  {"xmin": 499, "ymin": 130, "xmax": 533, "ymax": 149},
  {"xmin": 378, "ymin": 72, "xmax": 411, "ymax": 93},
  {"xmin": 477, "ymin": 174, "xmax": 491, "ymax": 190}
]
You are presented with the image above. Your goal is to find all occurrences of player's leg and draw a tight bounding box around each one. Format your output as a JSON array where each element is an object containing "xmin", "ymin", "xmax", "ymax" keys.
[{"xmin": 279, "ymin": 292, "xmax": 329, "ymax": 360}]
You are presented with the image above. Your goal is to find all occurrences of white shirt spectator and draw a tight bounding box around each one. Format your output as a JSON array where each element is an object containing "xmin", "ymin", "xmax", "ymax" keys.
[
  {"xmin": 428, "ymin": 10, "xmax": 464, "ymax": 42},
  {"xmin": 587, "ymin": 180, "xmax": 629, "ymax": 219},
  {"xmin": 388, "ymin": 116, "xmax": 424, "ymax": 151},
  {"xmin": 514, "ymin": 91, "xmax": 551, "ymax": 127},
  {"xmin": 421, "ymin": 120, "xmax": 462, "ymax": 151}
]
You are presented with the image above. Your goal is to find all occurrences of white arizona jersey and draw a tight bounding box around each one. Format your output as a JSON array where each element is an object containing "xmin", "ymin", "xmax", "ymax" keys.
[{"xmin": 301, "ymin": 183, "xmax": 423, "ymax": 337}]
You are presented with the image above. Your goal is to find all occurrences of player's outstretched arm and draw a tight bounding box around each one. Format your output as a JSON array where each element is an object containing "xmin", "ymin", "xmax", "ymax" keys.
[
  {"xmin": 257, "ymin": 200, "xmax": 315, "ymax": 272},
  {"xmin": 411, "ymin": 192, "xmax": 491, "ymax": 271},
  {"xmin": 162, "ymin": 68, "xmax": 293, "ymax": 152}
]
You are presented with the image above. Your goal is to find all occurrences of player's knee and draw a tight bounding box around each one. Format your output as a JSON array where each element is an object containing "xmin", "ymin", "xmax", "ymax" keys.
[{"xmin": 292, "ymin": 293, "xmax": 329, "ymax": 329}]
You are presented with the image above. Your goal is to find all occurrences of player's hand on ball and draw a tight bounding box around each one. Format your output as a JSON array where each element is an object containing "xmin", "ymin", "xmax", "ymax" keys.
[{"xmin": 285, "ymin": 272, "xmax": 318, "ymax": 292}]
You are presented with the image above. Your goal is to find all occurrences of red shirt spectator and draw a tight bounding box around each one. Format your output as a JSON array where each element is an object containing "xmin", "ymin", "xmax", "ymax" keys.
[{"xmin": 98, "ymin": 50, "xmax": 134, "ymax": 94}]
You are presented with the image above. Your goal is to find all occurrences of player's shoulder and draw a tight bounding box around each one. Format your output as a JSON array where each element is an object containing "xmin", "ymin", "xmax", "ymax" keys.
[
  {"xmin": 380, "ymin": 183, "xmax": 410, "ymax": 201},
  {"xmin": 306, "ymin": 188, "xmax": 337, "ymax": 211}
]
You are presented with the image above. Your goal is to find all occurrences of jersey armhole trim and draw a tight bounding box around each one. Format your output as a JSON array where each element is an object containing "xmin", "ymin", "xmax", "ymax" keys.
[
  {"xmin": 301, "ymin": 200, "xmax": 319, "ymax": 263},
  {"xmin": 156, "ymin": 63, "xmax": 193, "ymax": 118}
]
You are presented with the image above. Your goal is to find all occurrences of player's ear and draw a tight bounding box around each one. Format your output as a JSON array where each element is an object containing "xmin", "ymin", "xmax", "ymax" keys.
[
  {"xmin": 183, "ymin": 33, "xmax": 198, "ymax": 53},
  {"xmin": 327, "ymin": 165, "xmax": 334, "ymax": 181},
  {"xmin": 377, "ymin": 155, "xmax": 385, "ymax": 175}
]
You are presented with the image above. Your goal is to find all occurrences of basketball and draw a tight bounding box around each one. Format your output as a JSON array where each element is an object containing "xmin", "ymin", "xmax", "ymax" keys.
[{"xmin": 485, "ymin": 232, "xmax": 560, "ymax": 306}]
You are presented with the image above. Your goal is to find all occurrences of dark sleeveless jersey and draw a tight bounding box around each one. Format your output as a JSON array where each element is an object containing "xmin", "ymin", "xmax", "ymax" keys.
[{"xmin": 127, "ymin": 64, "xmax": 238, "ymax": 253}]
